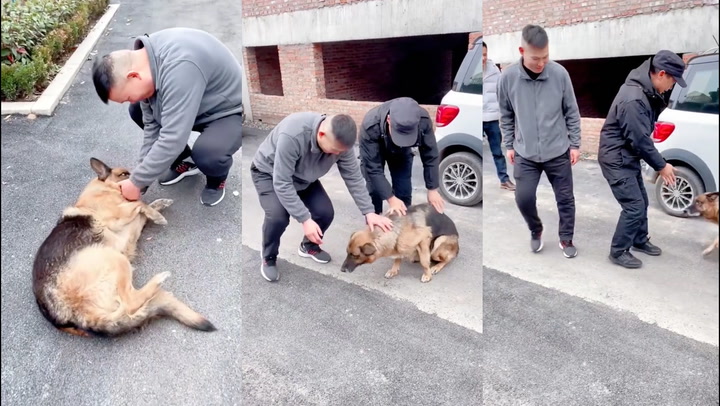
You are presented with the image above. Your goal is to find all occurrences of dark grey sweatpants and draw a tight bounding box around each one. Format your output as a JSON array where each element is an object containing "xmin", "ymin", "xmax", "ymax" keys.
[{"xmin": 129, "ymin": 102, "xmax": 243, "ymax": 184}]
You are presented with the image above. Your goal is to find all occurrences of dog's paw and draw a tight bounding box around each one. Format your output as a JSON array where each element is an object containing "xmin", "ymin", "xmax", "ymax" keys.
[
  {"xmin": 384, "ymin": 269, "xmax": 398, "ymax": 279},
  {"xmin": 421, "ymin": 273, "xmax": 433, "ymax": 283},
  {"xmin": 155, "ymin": 271, "xmax": 172, "ymax": 285},
  {"xmin": 150, "ymin": 199, "xmax": 174, "ymax": 211},
  {"xmin": 430, "ymin": 266, "xmax": 439, "ymax": 275},
  {"xmin": 152, "ymin": 215, "xmax": 168, "ymax": 226},
  {"xmin": 702, "ymin": 246, "xmax": 715, "ymax": 256}
]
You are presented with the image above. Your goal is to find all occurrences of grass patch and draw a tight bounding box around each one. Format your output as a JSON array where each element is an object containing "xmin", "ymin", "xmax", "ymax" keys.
[{"xmin": 1, "ymin": 0, "xmax": 109, "ymax": 101}]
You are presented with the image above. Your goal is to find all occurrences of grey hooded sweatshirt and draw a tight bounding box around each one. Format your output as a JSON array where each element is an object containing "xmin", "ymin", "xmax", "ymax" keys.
[{"xmin": 130, "ymin": 27, "xmax": 244, "ymax": 188}]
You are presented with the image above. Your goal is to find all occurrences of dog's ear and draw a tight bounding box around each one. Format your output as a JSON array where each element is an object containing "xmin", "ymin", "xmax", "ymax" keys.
[
  {"xmin": 90, "ymin": 158, "xmax": 112, "ymax": 181},
  {"xmin": 361, "ymin": 243, "xmax": 376, "ymax": 256},
  {"xmin": 707, "ymin": 192, "xmax": 719, "ymax": 201}
]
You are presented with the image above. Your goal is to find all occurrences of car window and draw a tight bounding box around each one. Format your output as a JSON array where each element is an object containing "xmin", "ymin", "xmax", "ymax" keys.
[
  {"xmin": 453, "ymin": 44, "xmax": 483, "ymax": 95},
  {"xmin": 671, "ymin": 60, "xmax": 719, "ymax": 115}
]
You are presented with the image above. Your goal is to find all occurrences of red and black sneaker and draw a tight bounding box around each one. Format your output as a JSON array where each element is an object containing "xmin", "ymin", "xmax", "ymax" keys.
[
  {"xmin": 298, "ymin": 242, "xmax": 331, "ymax": 264},
  {"xmin": 159, "ymin": 160, "xmax": 201, "ymax": 186},
  {"xmin": 201, "ymin": 178, "xmax": 226, "ymax": 207}
]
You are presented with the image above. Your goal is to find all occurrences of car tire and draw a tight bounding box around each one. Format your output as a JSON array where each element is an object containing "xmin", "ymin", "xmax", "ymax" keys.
[
  {"xmin": 438, "ymin": 151, "xmax": 483, "ymax": 207},
  {"xmin": 654, "ymin": 165, "xmax": 705, "ymax": 218}
]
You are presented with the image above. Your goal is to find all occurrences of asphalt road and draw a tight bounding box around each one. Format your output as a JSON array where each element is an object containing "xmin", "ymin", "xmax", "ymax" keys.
[
  {"xmin": 241, "ymin": 126, "xmax": 483, "ymax": 333},
  {"xmin": 240, "ymin": 126, "xmax": 483, "ymax": 404},
  {"xmin": 482, "ymin": 144, "xmax": 719, "ymax": 404},
  {"xmin": 483, "ymin": 143, "xmax": 719, "ymax": 346},
  {"xmin": 1, "ymin": 1, "xmax": 243, "ymax": 405}
]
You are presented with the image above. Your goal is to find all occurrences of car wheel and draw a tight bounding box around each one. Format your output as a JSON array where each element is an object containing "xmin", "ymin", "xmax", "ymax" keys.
[
  {"xmin": 654, "ymin": 165, "xmax": 705, "ymax": 217},
  {"xmin": 439, "ymin": 151, "xmax": 483, "ymax": 206}
]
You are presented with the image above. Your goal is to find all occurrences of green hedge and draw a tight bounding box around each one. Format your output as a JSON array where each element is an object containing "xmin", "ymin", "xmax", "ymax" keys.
[{"xmin": 1, "ymin": 0, "xmax": 109, "ymax": 101}]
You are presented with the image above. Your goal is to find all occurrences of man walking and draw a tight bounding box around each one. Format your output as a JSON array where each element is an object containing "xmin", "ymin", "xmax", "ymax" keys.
[
  {"xmin": 497, "ymin": 24, "xmax": 582, "ymax": 258},
  {"xmin": 482, "ymin": 42, "xmax": 515, "ymax": 191},
  {"xmin": 251, "ymin": 112, "xmax": 394, "ymax": 282},
  {"xmin": 598, "ymin": 50, "xmax": 683, "ymax": 269},
  {"xmin": 358, "ymin": 97, "xmax": 445, "ymax": 215},
  {"xmin": 92, "ymin": 27, "xmax": 244, "ymax": 207}
]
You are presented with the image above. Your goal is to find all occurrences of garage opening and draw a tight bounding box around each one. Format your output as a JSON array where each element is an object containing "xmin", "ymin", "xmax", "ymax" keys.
[
  {"xmin": 253, "ymin": 46, "xmax": 284, "ymax": 96},
  {"xmin": 558, "ymin": 54, "xmax": 656, "ymax": 118},
  {"xmin": 320, "ymin": 34, "xmax": 470, "ymax": 105}
]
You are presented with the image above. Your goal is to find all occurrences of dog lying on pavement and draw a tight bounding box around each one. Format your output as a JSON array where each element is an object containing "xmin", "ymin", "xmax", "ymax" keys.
[
  {"xmin": 684, "ymin": 191, "xmax": 719, "ymax": 256},
  {"xmin": 340, "ymin": 203, "xmax": 460, "ymax": 283},
  {"xmin": 32, "ymin": 158, "xmax": 216, "ymax": 337}
]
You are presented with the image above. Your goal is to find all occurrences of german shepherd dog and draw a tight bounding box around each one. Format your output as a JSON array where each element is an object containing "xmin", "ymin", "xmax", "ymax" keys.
[
  {"xmin": 32, "ymin": 158, "xmax": 216, "ymax": 337},
  {"xmin": 684, "ymin": 191, "xmax": 719, "ymax": 256},
  {"xmin": 341, "ymin": 203, "xmax": 460, "ymax": 283}
]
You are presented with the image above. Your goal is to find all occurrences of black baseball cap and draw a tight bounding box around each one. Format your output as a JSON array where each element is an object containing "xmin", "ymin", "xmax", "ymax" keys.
[
  {"xmin": 388, "ymin": 98, "xmax": 422, "ymax": 147},
  {"xmin": 653, "ymin": 50, "xmax": 687, "ymax": 88}
]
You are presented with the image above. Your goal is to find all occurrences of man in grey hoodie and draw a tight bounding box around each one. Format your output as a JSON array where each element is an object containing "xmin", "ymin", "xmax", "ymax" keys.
[
  {"xmin": 251, "ymin": 112, "xmax": 394, "ymax": 282},
  {"xmin": 497, "ymin": 24, "xmax": 582, "ymax": 258},
  {"xmin": 482, "ymin": 41, "xmax": 515, "ymax": 191},
  {"xmin": 92, "ymin": 28, "xmax": 244, "ymax": 207}
]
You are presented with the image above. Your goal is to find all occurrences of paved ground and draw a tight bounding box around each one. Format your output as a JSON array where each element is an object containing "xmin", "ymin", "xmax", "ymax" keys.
[
  {"xmin": 483, "ymin": 143, "xmax": 719, "ymax": 346},
  {"xmin": 240, "ymin": 127, "xmax": 483, "ymax": 404},
  {"xmin": 483, "ymin": 143, "xmax": 719, "ymax": 403},
  {"xmin": 1, "ymin": 1, "xmax": 243, "ymax": 405}
]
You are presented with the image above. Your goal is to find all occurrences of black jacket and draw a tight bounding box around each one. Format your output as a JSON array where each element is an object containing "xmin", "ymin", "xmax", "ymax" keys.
[
  {"xmin": 598, "ymin": 58, "xmax": 668, "ymax": 181},
  {"xmin": 359, "ymin": 98, "xmax": 440, "ymax": 200}
]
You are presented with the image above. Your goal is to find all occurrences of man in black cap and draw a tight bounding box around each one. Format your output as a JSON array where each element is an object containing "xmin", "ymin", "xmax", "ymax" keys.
[
  {"xmin": 598, "ymin": 49, "xmax": 685, "ymax": 269},
  {"xmin": 359, "ymin": 97, "xmax": 444, "ymax": 215}
]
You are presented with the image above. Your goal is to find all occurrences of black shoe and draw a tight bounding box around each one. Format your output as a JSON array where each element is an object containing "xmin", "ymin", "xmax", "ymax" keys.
[
  {"xmin": 201, "ymin": 180, "xmax": 226, "ymax": 207},
  {"xmin": 559, "ymin": 240, "xmax": 578, "ymax": 258},
  {"xmin": 261, "ymin": 256, "xmax": 279, "ymax": 282},
  {"xmin": 531, "ymin": 230, "xmax": 543, "ymax": 253},
  {"xmin": 632, "ymin": 241, "xmax": 662, "ymax": 256},
  {"xmin": 159, "ymin": 161, "xmax": 201, "ymax": 186},
  {"xmin": 609, "ymin": 251, "xmax": 643, "ymax": 269},
  {"xmin": 298, "ymin": 242, "xmax": 331, "ymax": 264}
]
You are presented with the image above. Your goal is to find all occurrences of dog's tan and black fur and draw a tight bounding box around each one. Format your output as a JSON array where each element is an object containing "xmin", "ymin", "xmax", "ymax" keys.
[
  {"xmin": 32, "ymin": 158, "xmax": 215, "ymax": 337},
  {"xmin": 341, "ymin": 203, "xmax": 459, "ymax": 283},
  {"xmin": 685, "ymin": 191, "xmax": 719, "ymax": 256}
]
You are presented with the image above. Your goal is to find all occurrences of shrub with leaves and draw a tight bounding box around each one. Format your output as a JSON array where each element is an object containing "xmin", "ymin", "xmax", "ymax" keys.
[{"xmin": 1, "ymin": 0, "xmax": 109, "ymax": 100}]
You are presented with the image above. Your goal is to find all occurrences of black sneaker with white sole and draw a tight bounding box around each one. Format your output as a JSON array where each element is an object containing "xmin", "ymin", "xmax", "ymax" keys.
[
  {"xmin": 159, "ymin": 161, "xmax": 201, "ymax": 186},
  {"xmin": 261, "ymin": 256, "xmax": 279, "ymax": 282},
  {"xmin": 559, "ymin": 240, "xmax": 578, "ymax": 258},
  {"xmin": 201, "ymin": 180, "xmax": 226, "ymax": 207},
  {"xmin": 531, "ymin": 230, "xmax": 543, "ymax": 253},
  {"xmin": 298, "ymin": 242, "xmax": 331, "ymax": 263}
]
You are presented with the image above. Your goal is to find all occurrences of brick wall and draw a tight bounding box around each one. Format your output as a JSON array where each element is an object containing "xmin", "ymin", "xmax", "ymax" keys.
[
  {"xmin": 483, "ymin": 0, "xmax": 705, "ymax": 36},
  {"xmin": 248, "ymin": 94, "xmax": 439, "ymax": 132},
  {"xmin": 243, "ymin": 0, "xmax": 370, "ymax": 17},
  {"xmin": 254, "ymin": 46, "xmax": 284, "ymax": 96},
  {"xmin": 322, "ymin": 40, "xmax": 400, "ymax": 101},
  {"xmin": 581, "ymin": 118, "xmax": 604, "ymax": 158}
]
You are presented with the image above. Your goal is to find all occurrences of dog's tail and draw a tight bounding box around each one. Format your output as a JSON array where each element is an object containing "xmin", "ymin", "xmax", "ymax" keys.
[{"xmin": 147, "ymin": 291, "xmax": 217, "ymax": 332}]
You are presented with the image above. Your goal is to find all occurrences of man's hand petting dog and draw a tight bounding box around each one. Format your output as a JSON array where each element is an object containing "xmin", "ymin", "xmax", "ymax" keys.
[
  {"xmin": 387, "ymin": 196, "xmax": 407, "ymax": 216},
  {"xmin": 366, "ymin": 213, "xmax": 393, "ymax": 233},
  {"xmin": 427, "ymin": 189, "xmax": 445, "ymax": 213},
  {"xmin": 118, "ymin": 179, "xmax": 142, "ymax": 201}
]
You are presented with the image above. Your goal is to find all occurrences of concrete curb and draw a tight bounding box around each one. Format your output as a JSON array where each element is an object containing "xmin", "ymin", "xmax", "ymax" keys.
[{"xmin": 1, "ymin": 4, "xmax": 120, "ymax": 116}]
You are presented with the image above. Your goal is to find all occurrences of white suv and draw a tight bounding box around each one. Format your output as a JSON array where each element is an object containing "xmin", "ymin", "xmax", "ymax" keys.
[
  {"xmin": 643, "ymin": 49, "xmax": 719, "ymax": 217},
  {"xmin": 434, "ymin": 36, "xmax": 484, "ymax": 206}
]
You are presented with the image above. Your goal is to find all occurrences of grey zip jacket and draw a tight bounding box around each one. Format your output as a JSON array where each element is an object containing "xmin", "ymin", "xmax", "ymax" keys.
[
  {"xmin": 497, "ymin": 59, "xmax": 582, "ymax": 163},
  {"xmin": 483, "ymin": 59, "xmax": 502, "ymax": 122},
  {"xmin": 253, "ymin": 112, "xmax": 375, "ymax": 223},
  {"xmin": 131, "ymin": 27, "xmax": 244, "ymax": 188}
]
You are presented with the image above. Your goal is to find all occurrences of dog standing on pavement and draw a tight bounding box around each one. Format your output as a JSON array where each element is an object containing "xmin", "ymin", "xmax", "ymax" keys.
[
  {"xmin": 340, "ymin": 203, "xmax": 459, "ymax": 283},
  {"xmin": 684, "ymin": 191, "xmax": 719, "ymax": 256},
  {"xmin": 32, "ymin": 158, "xmax": 216, "ymax": 337}
]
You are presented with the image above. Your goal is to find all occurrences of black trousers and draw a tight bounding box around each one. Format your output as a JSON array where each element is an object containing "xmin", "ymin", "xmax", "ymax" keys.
[
  {"xmin": 250, "ymin": 164, "xmax": 335, "ymax": 260},
  {"xmin": 361, "ymin": 150, "xmax": 414, "ymax": 214},
  {"xmin": 607, "ymin": 172, "xmax": 650, "ymax": 257},
  {"xmin": 129, "ymin": 102, "xmax": 243, "ymax": 185},
  {"xmin": 514, "ymin": 150, "xmax": 576, "ymax": 241}
]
